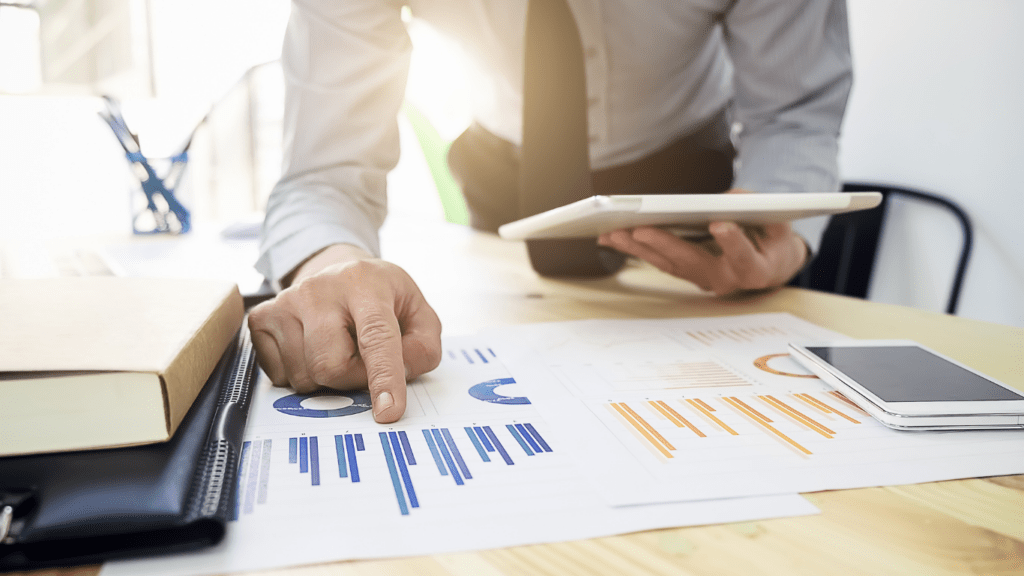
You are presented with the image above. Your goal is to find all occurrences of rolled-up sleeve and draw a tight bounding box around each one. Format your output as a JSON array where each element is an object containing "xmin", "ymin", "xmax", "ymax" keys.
[
  {"xmin": 256, "ymin": 0, "xmax": 412, "ymax": 288},
  {"xmin": 723, "ymin": 0, "xmax": 853, "ymax": 252}
]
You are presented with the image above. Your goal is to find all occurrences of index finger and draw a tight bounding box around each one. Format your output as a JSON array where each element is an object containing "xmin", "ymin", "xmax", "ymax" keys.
[{"xmin": 349, "ymin": 300, "xmax": 407, "ymax": 423}]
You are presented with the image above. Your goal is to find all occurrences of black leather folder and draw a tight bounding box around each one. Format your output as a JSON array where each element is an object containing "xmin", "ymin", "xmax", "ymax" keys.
[{"xmin": 0, "ymin": 328, "xmax": 258, "ymax": 572}]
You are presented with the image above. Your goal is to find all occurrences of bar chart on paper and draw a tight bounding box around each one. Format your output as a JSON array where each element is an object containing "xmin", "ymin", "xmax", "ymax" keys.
[
  {"xmin": 233, "ymin": 421, "xmax": 554, "ymax": 519},
  {"xmin": 225, "ymin": 333, "xmax": 567, "ymax": 520},
  {"xmin": 607, "ymin": 390, "xmax": 866, "ymax": 460},
  {"xmin": 488, "ymin": 313, "xmax": 1024, "ymax": 506},
  {"xmin": 101, "ymin": 332, "xmax": 823, "ymax": 576}
]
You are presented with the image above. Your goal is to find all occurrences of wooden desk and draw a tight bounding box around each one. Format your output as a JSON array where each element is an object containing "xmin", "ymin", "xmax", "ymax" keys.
[{"xmin": 44, "ymin": 218, "xmax": 1024, "ymax": 576}]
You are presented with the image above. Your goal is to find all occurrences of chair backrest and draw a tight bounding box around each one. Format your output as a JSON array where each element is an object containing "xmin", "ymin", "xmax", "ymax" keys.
[{"xmin": 788, "ymin": 182, "xmax": 973, "ymax": 315}]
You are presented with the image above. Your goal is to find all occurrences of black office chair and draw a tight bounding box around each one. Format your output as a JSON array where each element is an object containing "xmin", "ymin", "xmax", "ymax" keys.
[{"xmin": 788, "ymin": 182, "xmax": 973, "ymax": 315}]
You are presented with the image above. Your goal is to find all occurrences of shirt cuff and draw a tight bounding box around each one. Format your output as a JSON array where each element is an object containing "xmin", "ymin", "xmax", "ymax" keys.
[
  {"xmin": 255, "ymin": 176, "xmax": 385, "ymax": 290},
  {"xmin": 255, "ymin": 222, "xmax": 378, "ymax": 292}
]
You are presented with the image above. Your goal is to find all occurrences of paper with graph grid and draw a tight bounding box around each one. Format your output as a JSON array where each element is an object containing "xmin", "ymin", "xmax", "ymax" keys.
[
  {"xmin": 102, "ymin": 333, "xmax": 816, "ymax": 576},
  {"xmin": 487, "ymin": 313, "xmax": 1024, "ymax": 506}
]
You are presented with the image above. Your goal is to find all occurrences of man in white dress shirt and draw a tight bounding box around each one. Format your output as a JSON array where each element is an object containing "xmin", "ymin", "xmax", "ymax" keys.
[{"xmin": 249, "ymin": 0, "xmax": 853, "ymax": 423}]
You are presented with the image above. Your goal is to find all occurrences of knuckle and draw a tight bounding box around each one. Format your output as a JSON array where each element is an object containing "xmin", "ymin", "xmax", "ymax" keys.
[
  {"xmin": 356, "ymin": 315, "xmax": 402, "ymax": 380},
  {"xmin": 270, "ymin": 288, "xmax": 303, "ymax": 314},
  {"xmin": 290, "ymin": 372, "xmax": 317, "ymax": 394},
  {"xmin": 257, "ymin": 358, "xmax": 285, "ymax": 386},
  {"xmin": 364, "ymin": 353, "xmax": 402, "ymax": 384},
  {"xmin": 247, "ymin": 304, "xmax": 267, "ymax": 326},
  {"xmin": 424, "ymin": 343, "xmax": 443, "ymax": 371},
  {"xmin": 287, "ymin": 282, "xmax": 320, "ymax": 309},
  {"xmin": 247, "ymin": 301, "xmax": 279, "ymax": 329},
  {"xmin": 342, "ymin": 259, "xmax": 387, "ymax": 285},
  {"xmin": 308, "ymin": 352, "xmax": 353, "ymax": 386},
  {"xmin": 356, "ymin": 314, "xmax": 396, "ymax": 349},
  {"xmin": 407, "ymin": 338, "xmax": 443, "ymax": 375}
]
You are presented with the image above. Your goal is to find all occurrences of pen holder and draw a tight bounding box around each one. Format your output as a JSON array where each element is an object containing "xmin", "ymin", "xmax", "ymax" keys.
[{"xmin": 127, "ymin": 152, "xmax": 193, "ymax": 235}]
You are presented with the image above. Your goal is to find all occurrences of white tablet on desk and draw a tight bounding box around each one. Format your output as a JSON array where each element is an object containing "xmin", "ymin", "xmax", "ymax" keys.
[
  {"xmin": 789, "ymin": 340, "xmax": 1024, "ymax": 430},
  {"xmin": 497, "ymin": 192, "xmax": 883, "ymax": 240}
]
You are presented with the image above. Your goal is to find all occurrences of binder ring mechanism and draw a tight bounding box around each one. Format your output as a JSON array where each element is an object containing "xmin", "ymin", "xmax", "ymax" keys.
[
  {"xmin": 0, "ymin": 506, "xmax": 10, "ymax": 544},
  {"xmin": 0, "ymin": 491, "xmax": 35, "ymax": 545}
]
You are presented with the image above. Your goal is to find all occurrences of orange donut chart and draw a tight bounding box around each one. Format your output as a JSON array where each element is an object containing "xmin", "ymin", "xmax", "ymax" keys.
[{"xmin": 753, "ymin": 353, "xmax": 819, "ymax": 378}]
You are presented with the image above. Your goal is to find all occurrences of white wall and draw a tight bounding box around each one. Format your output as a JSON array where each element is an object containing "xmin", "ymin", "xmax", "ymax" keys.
[{"xmin": 840, "ymin": 0, "xmax": 1024, "ymax": 327}]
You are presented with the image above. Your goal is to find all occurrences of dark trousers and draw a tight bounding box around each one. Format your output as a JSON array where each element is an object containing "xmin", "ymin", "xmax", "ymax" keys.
[{"xmin": 447, "ymin": 109, "xmax": 736, "ymax": 276}]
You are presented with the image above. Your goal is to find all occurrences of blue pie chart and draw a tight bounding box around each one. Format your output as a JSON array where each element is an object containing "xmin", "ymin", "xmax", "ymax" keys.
[
  {"xmin": 273, "ymin": 390, "xmax": 373, "ymax": 418},
  {"xmin": 468, "ymin": 377, "xmax": 531, "ymax": 405}
]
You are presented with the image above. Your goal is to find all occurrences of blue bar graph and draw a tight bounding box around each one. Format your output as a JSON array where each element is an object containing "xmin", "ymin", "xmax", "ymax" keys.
[
  {"xmin": 335, "ymin": 435, "xmax": 347, "ymax": 478},
  {"xmin": 524, "ymin": 423, "xmax": 552, "ymax": 452},
  {"xmin": 235, "ymin": 421, "xmax": 553, "ymax": 521},
  {"xmin": 389, "ymin": 431, "xmax": 419, "ymax": 509},
  {"xmin": 482, "ymin": 426, "xmax": 514, "ymax": 465},
  {"xmin": 398, "ymin": 430, "xmax": 416, "ymax": 464},
  {"xmin": 423, "ymin": 429, "xmax": 448, "ymax": 475},
  {"xmin": 234, "ymin": 439, "xmax": 275, "ymax": 520},
  {"xmin": 474, "ymin": 426, "xmax": 494, "ymax": 452},
  {"xmin": 441, "ymin": 428, "xmax": 472, "ymax": 480},
  {"xmin": 515, "ymin": 423, "xmax": 542, "ymax": 453},
  {"xmin": 258, "ymin": 439, "xmax": 272, "ymax": 504},
  {"xmin": 379, "ymin": 432, "xmax": 409, "ymax": 515},
  {"xmin": 430, "ymin": 428, "xmax": 465, "ymax": 485},
  {"xmin": 464, "ymin": 427, "xmax": 490, "ymax": 462},
  {"xmin": 244, "ymin": 439, "xmax": 263, "ymax": 511},
  {"xmin": 309, "ymin": 436, "xmax": 321, "ymax": 486},
  {"xmin": 507, "ymin": 424, "xmax": 534, "ymax": 456},
  {"xmin": 345, "ymin": 434, "xmax": 360, "ymax": 482},
  {"xmin": 232, "ymin": 440, "xmax": 252, "ymax": 520},
  {"xmin": 334, "ymin": 433, "xmax": 363, "ymax": 482}
]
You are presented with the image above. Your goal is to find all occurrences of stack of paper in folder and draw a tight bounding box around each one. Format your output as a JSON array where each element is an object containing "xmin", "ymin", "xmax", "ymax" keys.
[{"xmin": 0, "ymin": 277, "xmax": 245, "ymax": 457}]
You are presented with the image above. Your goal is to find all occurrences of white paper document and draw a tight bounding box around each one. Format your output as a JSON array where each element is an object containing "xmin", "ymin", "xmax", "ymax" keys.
[
  {"xmin": 102, "ymin": 335, "xmax": 816, "ymax": 576},
  {"xmin": 486, "ymin": 313, "xmax": 1024, "ymax": 506}
]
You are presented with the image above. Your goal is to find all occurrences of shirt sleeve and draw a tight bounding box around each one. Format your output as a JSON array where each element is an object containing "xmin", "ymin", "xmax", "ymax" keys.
[
  {"xmin": 255, "ymin": 0, "xmax": 411, "ymax": 288},
  {"xmin": 723, "ymin": 0, "xmax": 853, "ymax": 252}
]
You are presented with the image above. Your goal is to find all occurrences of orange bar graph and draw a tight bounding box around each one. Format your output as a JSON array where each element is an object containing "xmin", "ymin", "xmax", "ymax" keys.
[
  {"xmin": 730, "ymin": 397, "xmax": 772, "ymax": 422},
  {"xmin": 760, "ymin": 395, "xmax": 834, "ymax": 438},
  {"xmin": 794, "ymin": 393, "xmax": 861, "ymax": 424},
  {"xmin": 649, "ymin": 400, "xmax": 706, "ymax": 438},
  {"xmin": 684, "ymin": 399, "xmax": 738, "ymax": 435},
  {"xmin": 610, "ymin": 403, "xmax": 674, "ymax": 458},
  {"xmin": 693, "ymin": 398, "xmax": 715, "ymax": 412},
  {"xmin": 723, "ymin": 397, "xmax": 812, "ymax": 455}
]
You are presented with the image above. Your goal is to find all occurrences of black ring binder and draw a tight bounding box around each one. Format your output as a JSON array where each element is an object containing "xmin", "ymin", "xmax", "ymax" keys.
[{"xmin": 0, "ymin": 328, "xmax": 259, "ymax": 572}]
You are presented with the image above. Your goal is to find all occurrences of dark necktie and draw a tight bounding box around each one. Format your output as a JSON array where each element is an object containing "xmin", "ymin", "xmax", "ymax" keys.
[{"xmin": 519, "ymin": 0, "xmax": 625, "ymax": 277}]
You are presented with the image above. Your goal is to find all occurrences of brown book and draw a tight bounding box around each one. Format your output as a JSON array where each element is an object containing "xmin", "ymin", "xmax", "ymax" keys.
[{"xmin": 0, "ymin": 277, "xmax": 245, "ymax": 457}]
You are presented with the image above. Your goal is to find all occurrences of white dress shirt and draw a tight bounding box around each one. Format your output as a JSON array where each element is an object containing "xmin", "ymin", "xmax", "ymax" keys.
[{"xmin": 257, "ymin": 0, "xmax": 852, "ymax": 286}]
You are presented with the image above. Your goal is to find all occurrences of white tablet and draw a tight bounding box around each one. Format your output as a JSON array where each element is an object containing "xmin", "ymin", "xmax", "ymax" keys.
[
  {"xmin": 789, "ymin": 340, "xmax": 1024, "ymax": 431},
  {"xmin": 497, "ymin": 192, "xmax": 883, "ymax": 241}
]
